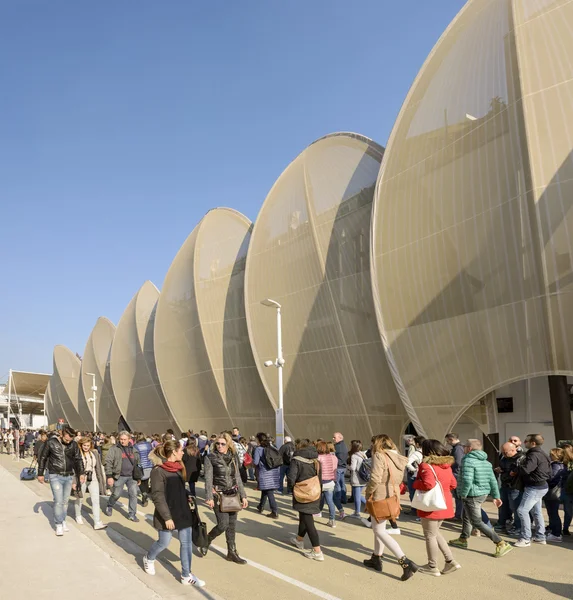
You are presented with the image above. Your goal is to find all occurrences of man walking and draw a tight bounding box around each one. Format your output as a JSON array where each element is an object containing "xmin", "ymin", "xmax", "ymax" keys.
[
  {"xmin": 333, "ymin": 432, "xmax": 348, "ymax": 508},
  {"xmin": 104, "ymin": 431, "xmax": 141, "ymax": 522},
  {"xmin": 495, "ymin": 442, "xmax": 523, "ymax": 534},
  {"xmin": 37, "ymin": 426, "xmax": 85, "ymax": 536},
  {"xmin": 514, "ymin": 434, "xmax": 551, "ymax": 548},
  {"xmin": 449, "ymin": 439, "xmax": 513, "ymax": 557},
  {"xmin": 445, "ymin": 433, "xmax": 465, "ymax": 520}
]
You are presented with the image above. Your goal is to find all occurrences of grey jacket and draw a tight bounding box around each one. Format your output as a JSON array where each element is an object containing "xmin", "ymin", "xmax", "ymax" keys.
[{"xmin": 105, "ymin": 443, "xmax": 141, "ymax": 480}]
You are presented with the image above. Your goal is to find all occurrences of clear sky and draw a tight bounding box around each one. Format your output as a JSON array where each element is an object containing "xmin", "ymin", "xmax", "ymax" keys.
[{"xmin": 0, "ymin": 0, "xmax": 466, "ymax": 380}]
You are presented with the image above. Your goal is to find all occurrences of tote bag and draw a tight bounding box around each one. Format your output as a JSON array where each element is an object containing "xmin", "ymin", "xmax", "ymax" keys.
[{"xmin": 411, "ymin": 464, "xmax": 447, "ymax": 512}]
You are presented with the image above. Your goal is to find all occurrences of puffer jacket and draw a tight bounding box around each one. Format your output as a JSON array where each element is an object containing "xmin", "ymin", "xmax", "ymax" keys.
[
  {"xmin": 134, "ymin": 441, "xmax": 154, "ymax": 470},
  {"xmin": 413, "ymin": 455, "xmax": 457, "ymax": 520},
  {"xmin": 204, "ymin": 450, "xmax": 247, "ymax": 502},
  {"xmin": 365, "ymin": 449, "xmax": 408, "ymax": 502},
  {"xmin": 37, "ymin": 437, "xmax": 84, "ymax": 477},
  {"xmin": 459, "ymin": 450, "xmax": 500, "ymax": 499},
  {"xmin": 287, "ymin": 446, "xmax": 322, "ymax": 515}
]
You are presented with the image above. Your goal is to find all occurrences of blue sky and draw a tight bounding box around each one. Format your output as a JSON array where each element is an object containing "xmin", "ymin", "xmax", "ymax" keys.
[{"xmin": 0, "ymin": 0, "xmax": 466, "ymax": 379}]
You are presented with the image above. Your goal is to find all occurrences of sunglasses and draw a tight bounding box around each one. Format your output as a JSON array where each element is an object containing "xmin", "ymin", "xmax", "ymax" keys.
[{"xmin": 215, "ymin": 442, "xmax": 227, "ymax": 446}]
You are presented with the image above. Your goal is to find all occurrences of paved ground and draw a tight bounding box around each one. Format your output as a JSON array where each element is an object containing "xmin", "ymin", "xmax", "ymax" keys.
[{"xmin": 2, "ymin": 453, "xmax": 572, "ymax": 600}]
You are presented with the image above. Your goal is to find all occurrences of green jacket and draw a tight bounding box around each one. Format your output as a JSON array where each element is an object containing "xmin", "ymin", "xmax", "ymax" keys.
[{"xmin": 459, "ymin": 450, "xmax": 500, "ymax": 499}]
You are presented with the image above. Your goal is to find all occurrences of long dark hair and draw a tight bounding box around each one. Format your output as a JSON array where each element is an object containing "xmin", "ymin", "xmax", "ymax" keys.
[
  {"xmin": 256, "ymin": 432, "xmax": 269, "ymax": 447},
  {"xmin": 185, "ymin": 437, "xmax": 200, "ymax": 457},
  {"xmin": 163, "ymin": 440, "xmax": 187, "ymax": 480},
  {"xmin": 347, "ymin": 440, "xmax": 363, "ymax": 464},
  {"xmin": 422, "ymin": 439, "xmax": 450, "ymax": 457}
]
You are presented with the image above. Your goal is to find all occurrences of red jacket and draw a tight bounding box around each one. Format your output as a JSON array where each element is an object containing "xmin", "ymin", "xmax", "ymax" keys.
[{"xmin": 413, "ymin": 456, "xmax": 457, "ymax": 520}]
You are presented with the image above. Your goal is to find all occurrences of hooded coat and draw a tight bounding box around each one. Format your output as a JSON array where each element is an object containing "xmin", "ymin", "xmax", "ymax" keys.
[
  {"xmin": 459, "ymin": 450, "xmax": 500, "ymax": 499},
  {"xmin": 413, "ymin": 455, "xmax": 457, "ymax": 520},
  {"xmin": 364, "ymin": 449, "xmax": 408, "ymax": 502}
]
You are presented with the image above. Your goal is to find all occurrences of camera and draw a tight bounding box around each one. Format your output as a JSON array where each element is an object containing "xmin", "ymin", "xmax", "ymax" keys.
[{"xmin": 86, "ymin": 471, "xmax": 93, "ymax": 483}]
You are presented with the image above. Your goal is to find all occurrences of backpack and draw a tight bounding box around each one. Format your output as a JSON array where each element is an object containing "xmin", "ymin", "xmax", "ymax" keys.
[
  {"xmin": 358, "ymin": 455, "xmax": 372, "ymax": 482},
  {"xmin": 264, "ymin": 445, "xmax": 283, "ymax": 469}
]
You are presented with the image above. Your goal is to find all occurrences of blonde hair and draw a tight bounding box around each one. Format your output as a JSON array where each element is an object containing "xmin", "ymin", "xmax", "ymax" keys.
[
  {"xmin": 218, "ymin": 432, "xmax": 236, "ymax": 454},
  {"xmin": 78, "ymin": 436, "xmax": 94, "ymax": 453},
  {"xmin": 372, "ymin": 434, "xmax": 397, "ymax": 454},
  {"xmin": 550, "ymin": 448, "xmax": 564, "ymax": 462}
]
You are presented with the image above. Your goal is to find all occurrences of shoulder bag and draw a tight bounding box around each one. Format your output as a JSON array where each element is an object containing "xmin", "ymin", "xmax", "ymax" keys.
[
  {"xmin": 411, "ymin": 464, "xmax": 447, "ymax": 512},
  {"xmin": 366, "ymin": 452, "xmax": 401, "ymax": 523},
  {"xmin": 292, "ymin": 456, "xmax": 321, "ymax": 503},
  {"xmin": 126, "ymin": 448, "xmax": 144, "ymax": 481},
  {"xmin": 189, "ymin": 497, "xmax": 209, "ymax": 555},
  {"xmin": 216, "ymin": 455, "xmax": 243, "ymax": 513}
]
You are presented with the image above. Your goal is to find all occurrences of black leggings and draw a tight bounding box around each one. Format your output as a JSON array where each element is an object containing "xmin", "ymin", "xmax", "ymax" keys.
[
  {"xmin": 298, "ymin": 512, "xmax": 320, "ymax": 548},
  {"xmin": 139, "ymin": 478, "xmax": 150, "ymax": 496}
]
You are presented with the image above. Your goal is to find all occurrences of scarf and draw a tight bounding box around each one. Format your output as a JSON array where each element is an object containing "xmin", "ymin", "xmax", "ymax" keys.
[{"xmin": 160, "ymin": 461, "xmax": 183, "ymax": 473}]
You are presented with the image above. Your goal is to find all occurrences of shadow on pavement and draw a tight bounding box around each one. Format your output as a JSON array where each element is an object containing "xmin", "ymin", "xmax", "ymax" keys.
[{"xmin": 509, "ymin": 575, "xmax": 573, "ymax": 598}]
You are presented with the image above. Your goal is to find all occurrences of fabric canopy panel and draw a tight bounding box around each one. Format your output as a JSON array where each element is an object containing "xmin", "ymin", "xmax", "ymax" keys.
[
  {"xmin": 44, "ymin": 379, "xmax": 53, "ymax": 423},
  {"xmin": 81, "ymin": 317, "xmax": 121, "ymax": 433},
  {"xmin": 110, "ymin": 281, "xmax": 178, "ymax": 435},
  {"xmin": 245, "ymin": 132, "xmax": 407, "ymax": 443},
  {"xmin": 8, "ymin": 371, "xmax": 50, "ymax": 400},
  {"xmin": 371, "ymin": 0, "xmax": 573, "ymax": 439},
  {"xmin": 52, "ymin": 346, "xmax": 89, "ymax": 430},
  {"xmin": 155, "ymin": 208, "xmax": 274, "ymax": 435}
]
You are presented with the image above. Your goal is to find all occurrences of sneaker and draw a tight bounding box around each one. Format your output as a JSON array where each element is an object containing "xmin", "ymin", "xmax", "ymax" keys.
[
  {"xmin": 181, "ymin": 575, "xmax": 206, "ymax": 587},
  {"xmin": 360, "ymin": 517, "xmax": 372, "ymax": 528},
  {"xmin": 494, "ymin": 541, "xmax": 513, "ymax": 557},
  {"xmin": 350, "ymin": 513, "xmax": 361, "ymax": 518},
  {"xmin": 143, "ymin": 555, "xmax": 155, "ymax": 575},
  {"xmin": 419, "ymin": 564, "xmax": 441, "ymax": 577},
  {"xmin": 327, "ymin": 519, "xmax": 336, "ymax": 528},
  {"xmin": 313, "ymin": 512, "xmax": 322, "ymax": 518},
  {"xmin": 448, "ymin": 538, "xmax": 468, "ymax": 549},
  {"xmin": 471, "ymin": 529, "xmax": 481, "ymax": 537},
  {"xmin": 290, "ymin": 536, "xmax": 305, "ymax": 550},
  {"xmin": 94, "ymin": 522, "xmax": 107, "ymax": 530},
  {"xmin": 304, "ymin": 549, "xmax": 325, "ymax": 562},
  {"xmin": 62, "ymin": 522, "xmax": 69, "ymax": 532},
  {"xmin": 104, "ymin": 506, "xmax": 112, "ymax": 517},
  {"xmin": 533, "ymin": 538, "xmax": 547, "ymax": 545},
  {"xmin": 55, "ymin": 524, "xmax": 64, "ymax": 537},
  {"xmin": 128, "ymin": 515, "xmax": 140, "ymax": 523},
  {"xmin": 387, "ymin": 527, "xmax": 401, "ymax": 536},
  {"xmin": 547, "ymin": 533, "xmax": 562, "ymax": 543},
  {"xmin": 514, "ymin": 538, "xmax": 531, "ymax": 548},
  {"xmin": 563, "ymin": 529, "xmax": 571, "ymax": 536},
  {"xmin": 506, "ymin": 527, "xmax": 519, "ymax": 537},
  {"xmin": 75, "ymin": 517, "xmax": 84, "ymax": 525},
  {"xmin": 338, "ymin": 510, "xmax": 346, "ymax": 520},
  {"xmin": 441, "ymin": 561, "xmax": 461, "ymax": 575}
]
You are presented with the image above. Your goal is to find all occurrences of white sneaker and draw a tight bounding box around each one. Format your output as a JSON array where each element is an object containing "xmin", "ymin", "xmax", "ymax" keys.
[
  {"xmin": 62, "ymin": 522, "xmax": 69, "ymax": 533},
  {"xmin": 514, "ymin": 539, "xmax": 531, "ymax": 548},
  {"xmin": 181, "ymin": 575, "xmax": 205, "ymax": 587},
  {"xmin": 290, "ymin": 536, "xmax": 305, "ymax": 550},
  {"xmin": 75, "ymin": 517, "xmax": 84, "ymax": 525},
  {"xmin": 547, "ymin": 533, "xmax": 562, "ymax": 543},
  {"xmin": 55, "ymin": 524, "xmax": 64, "ymax": 536},
  {"xmin": 313, "ymin": 512, "xmax": 322, "ymax": 518},
  {"xmin": 94, "ymin": 522, "xmax": 107, "ymax": 530},
  {"xmin": 143, "ymin": 555, "xmax": 155, "ymax": 575},
  {"xmin": 304, "ymin": 549, "xmax": 325, "ymax": 562},
  {"xmin": 387, "ymin": 528, "xmax": 401, "ymax": 535},
  {"xmin": 533, "ymin": 538, "xmax": 547, "ymax": 545},
  {"xmin": 360, "ymin": 517, "xmax": 372, "ymax": 528},
  {"xmin": 327, "ymin": 519, "xmax": 336, "ymax": 528}
]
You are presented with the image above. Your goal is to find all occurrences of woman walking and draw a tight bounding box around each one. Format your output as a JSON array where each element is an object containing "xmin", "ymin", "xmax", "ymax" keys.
[
  {"xmin": 363, "ymin": 434, "xmax": 418, "ymax": 580},
  {"xmin": 348, "ymin": 440, "xmax": 368, "ymax": 518},
  {"xmin": 545, "ymin": 448, "xmax": 566, "ymax": 542},
  {"xmin": 143, "ymin": 440, "xmax": 205, "ymax": 587},
  {"xmin": 204, "ymin": 432, "xmax": 249, "ymax": 563},
  {"xmin": 183, "ymin": 437, "xmax": 202, "ymax": 497},
  {"xmin": 560, "ymin": 444, "xmax": 573, "ymax": 536},
  {"xmin": 317, "ymin": 441, "xmax": 342, "ymax": 527},
  {"xmin": 253, "ymin": 432, "xmax": 280, "ymax": 519},
  {"xmin": 413, "ymin": 439, "xmax": 460, "ymax": 576},
  {"xmin": 73, "ymin": 437, "xmax": 107, "ymax": 530},
  {"xmin": 288, "ymin": 439, "xmax": 324, "ymax": 561},
  {"xmin": 134, "ymin": 434, "xmax": 154, "ymax": 507}
]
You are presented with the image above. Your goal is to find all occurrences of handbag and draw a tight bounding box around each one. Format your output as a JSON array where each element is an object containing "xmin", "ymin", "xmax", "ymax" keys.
[
  {"xmin": 293, "ymin": 457, "xmax": 321, "ymax": 503},
  {"xmin": 243, "ymin": 452, "xmax": 253, "ymax": 468},
  {"xmin": 189, "ymin": 498, "xmax": 209, "ymax": 555},
  {"xmin": 127, "ymin": 448, "xmax": 144, "ymax": 480},
  {"xmin": 365, "ymin": 453, "xmax": 401, "ymax": 523},
  {"xmin": 216, "ymin": 457, "xmax": 243, "ymax": 513},
  {"xmin": 411, "ymin": 464, "xmax": 447, "ymax": 512},
  {"xmin": 399, "ymin": 482, "xmax": 407, "ymax": 495}
]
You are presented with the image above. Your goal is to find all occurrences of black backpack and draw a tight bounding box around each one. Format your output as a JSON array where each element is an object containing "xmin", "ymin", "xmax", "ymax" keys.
[
  {"xmin": 358, "ymin": 456, "xmax": 372, "ymax": 482},
  {"xmin": 264, "ymin": 445, "xmax": 283, "ymax": 469}
]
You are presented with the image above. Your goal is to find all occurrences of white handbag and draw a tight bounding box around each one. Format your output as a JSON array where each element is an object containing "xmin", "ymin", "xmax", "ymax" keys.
[{"xmin": 411, "ymin": 464, "xmax": 447, "ymax": 512}]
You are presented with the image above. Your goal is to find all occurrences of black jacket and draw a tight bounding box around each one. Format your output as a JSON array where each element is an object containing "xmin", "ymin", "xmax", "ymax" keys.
[
  {"xmin": 287, "ymin": 447, "xmax": 322, "ymax": 515},
  {"xmin": 498, "ymin": 449, "xmax": 525, "ymax": 488},
  {"xmin": 37, "ymin": 437, "xmax": 84, "ymax": 477},
  {"xmin": 204, "ymin": 450, "xmax": 247, "ymax": 502},
  {"xmin": 182, "ymin": 452, "xmax": 202, "ymax": 483},
  {"xmin": 150, "ymin": 466, "xmax": 193, "ymax": 531},
  {"xmin": 518, "ymin": 446, "xmax": 551, "ymax": 488},
  {"xmin": 335, "ymin": 441, "xmax": 348, "ymax": 470},
  {"xmin": 450, "ymin": 443, "xmax": 465, "ymax": 477},
  {"xmin": 279, "ymin": 441, "xmax": 295, "ymax": 466}
]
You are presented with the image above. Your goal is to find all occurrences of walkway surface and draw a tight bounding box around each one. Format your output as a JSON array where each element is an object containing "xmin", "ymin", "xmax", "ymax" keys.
[{"xmin": 1, "ymin": 453, "xmax": 572, "ymax": 599}]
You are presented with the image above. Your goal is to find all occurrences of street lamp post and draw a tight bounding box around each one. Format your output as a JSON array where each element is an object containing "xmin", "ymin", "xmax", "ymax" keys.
[
  {"xmin": 261, "ymin": 299, "xmax": 285, "ymax": 448},
  {"xmin": 85, "ymin": 373, "xmax": 97, "ymax": 432}
]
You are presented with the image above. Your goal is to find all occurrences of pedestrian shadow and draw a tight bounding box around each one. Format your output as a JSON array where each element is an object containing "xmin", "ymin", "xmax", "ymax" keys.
[
  {"xmin": 509, "ymin": 575, "xmax": 573, "ymax": 599},
  {"xmin": 33, "ymin": 501, "xmax": 55, "ymax": 529}
]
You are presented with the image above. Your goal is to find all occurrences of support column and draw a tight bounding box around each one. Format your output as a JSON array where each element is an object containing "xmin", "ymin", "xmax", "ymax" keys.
[{"xmin": 548, "ymin": 376, "xmax": 573, "ymax": 442}]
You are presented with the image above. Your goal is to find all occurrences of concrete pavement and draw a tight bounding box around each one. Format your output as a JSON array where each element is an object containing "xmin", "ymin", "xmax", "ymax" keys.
[{"xmin": 2, "ymin": 453, "xmax": 572, "ymax": 599}]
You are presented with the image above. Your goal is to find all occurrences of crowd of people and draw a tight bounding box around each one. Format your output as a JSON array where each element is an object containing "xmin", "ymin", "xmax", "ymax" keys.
[{"xmin": 10, "ymin": 423, "xmax": 572, "ymax": 589}]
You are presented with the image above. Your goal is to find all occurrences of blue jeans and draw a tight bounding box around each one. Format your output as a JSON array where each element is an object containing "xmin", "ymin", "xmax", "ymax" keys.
[
  {"xmin": 452, "ymin": 479, "xmax": 462, "ymax": 518},
  {"xmin": 49, "ymin": 474, "xmax": 73, "ymax": 525},
  {"xmin": 407, "ymin": 473, "xmax": 416, "ymax": 501},
  {"xmin": 259, "ymin": 489, "xmax": 278, "ymax": 513},
  {"xmin": 517, "ymin": 486, "xmax": 547, "ymax": 541},
  {"xmin": 278, "ymin": 465, "xmax": 290, "ymax": 493},
  {"xmin": 352, "ymin": 485, "xmax": 365, "ymax": 515},
  {"xmin": 334, "ymin": 468, "xmax": 347, "ymax": 505},
  {"xmin": 544, "ymin": 495, "xmax": 562, "ymax": 536},
  {"xmin": 506, "ymin": 488, "xmax": 522, "ymax": 531},
  {"xmin": 107, "ymin": 475, "xmax": 139, "ymax": 518},
  {"xmin": 320, "ymin": 489, "xmax": 337, "ymax": 519},
  {"xmin": 148, "ymin": 527, "xmax": 193, "ymax": 578}
]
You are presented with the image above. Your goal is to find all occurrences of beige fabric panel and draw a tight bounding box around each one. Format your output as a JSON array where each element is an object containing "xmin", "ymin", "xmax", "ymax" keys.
[
  {"xmin": 52, "ymin": 345, "xmax": 88, "ymax": 430},
  {"xmin": 371, "ymin": 0, "xmax": 573, "ymax": 439},
  {"xmin": 245, "ymin": 133, "xmax": 408, "ymax": 444},
  {"xmin": 80, "ymin": 317, "xmax": 121, "ymax": 433},
  {"xmin": 154, "ymin": 209, "xmax": 274, "ymax": 435},
  {"xmin": 110, "ymin": 281, "xmax": 179, "ymax": 435},
  {"xmin": 44, "ymin": 379, "xmax": 53, "ymax": 424}
]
